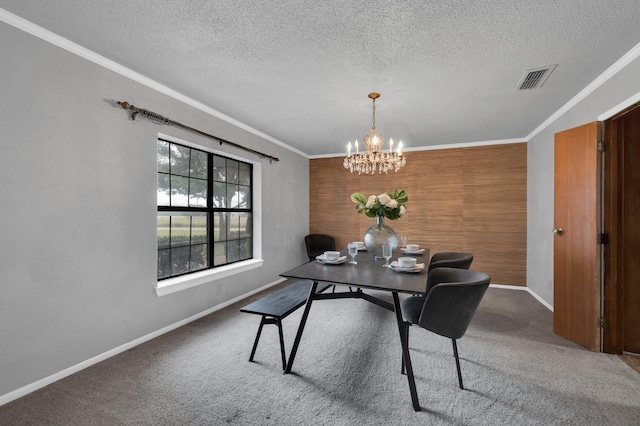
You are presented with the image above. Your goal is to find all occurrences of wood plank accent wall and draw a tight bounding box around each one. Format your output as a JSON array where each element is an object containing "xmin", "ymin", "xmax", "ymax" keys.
[{"xmin": 309, "ymin": 142, "xmax": 527, "ymax": 286}]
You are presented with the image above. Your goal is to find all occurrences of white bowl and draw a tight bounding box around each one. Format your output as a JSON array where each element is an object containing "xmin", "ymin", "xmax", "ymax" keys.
[
  {"xmin": 405, "ymin": 244, "xmax": 420, "ymax": 252},
  {"xmin": 324, "ymin": 251, "xmax": 341, "ymax": 261},
  {"xmin": 354, "ymin": 241, "xmax": 365, "ymax": 249},
  {"xmin": 398, "ymin": 257, "xmax": 417, "ymax": 268}
]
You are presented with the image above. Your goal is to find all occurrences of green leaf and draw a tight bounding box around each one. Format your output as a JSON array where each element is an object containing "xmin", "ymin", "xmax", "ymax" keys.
[
  {"xmin": 350, "ymin": 192, "xmax": 368, "ymax": 206},
  {"xmin": 393, "ymin": 189, "xmax": 408, "ymax": 204}
]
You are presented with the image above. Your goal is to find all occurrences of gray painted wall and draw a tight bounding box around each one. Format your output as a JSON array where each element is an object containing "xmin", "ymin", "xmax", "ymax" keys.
[
  {"xmin": 527, "ymin": 54, "xmax": 640, "ymax": 305},
  {"xmin": 0, "ymin": 23, "xmax": 309, "ymax": 397},
  {"xmin": 3, "ymin": 15, "xmax": 640, "ymax": 401}
]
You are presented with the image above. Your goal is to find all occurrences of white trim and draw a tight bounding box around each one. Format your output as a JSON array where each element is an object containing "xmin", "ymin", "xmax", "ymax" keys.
[
  {"xmin": 598, "ymin": 91, "xmax": 640, "ymax": 121},
  {"xmin": 489, "ymin": 283, "xmax": 529, "ymax": 291},
  {"xmin": 0, "ymin": 278, "xmax": 550, "ymax": 406},
  {"xmin": 155, "ymin": 132, "xmax": 264, "ymax": 296},
  {"xmin": 489, "ymin": 284, "xmax": 553, "ymax": 312},
  {"xmin": 0, "ymin": 277, "xmax": 286, "ymax": 407},
  {"xmin": 527, "ymin": 40, "xmax": 640, "ymax": 141},
  {"xmin": 311, "ymin": 138, "xmax": 526, "ymax": 159},
  {"xmin": 0, "ymin": 8, "xmax": 305, "ymax": 159},
  {"xmin": 155, "ymin": 259, "xmax": 264, "ymax": 296},
  {"xmin": 3, "ymin": 8, "xmax": 640, "ymax": 158}
]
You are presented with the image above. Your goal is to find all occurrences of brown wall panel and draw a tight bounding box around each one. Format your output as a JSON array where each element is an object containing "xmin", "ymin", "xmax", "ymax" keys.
[{"xmin": 309, "ymin": 143, "xmax": 527, "ymax": 285}]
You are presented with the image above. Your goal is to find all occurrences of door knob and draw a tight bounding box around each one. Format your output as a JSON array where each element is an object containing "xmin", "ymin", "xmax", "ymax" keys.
[{"xmin": 552, "ymin": 228, "xmax": 564, "ymax": 235}]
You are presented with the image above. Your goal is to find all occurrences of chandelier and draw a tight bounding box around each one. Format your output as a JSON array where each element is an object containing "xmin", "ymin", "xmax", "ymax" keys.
[{"xmin": 343, "ymin": 92, "xmax": 406, "ymax": 174}]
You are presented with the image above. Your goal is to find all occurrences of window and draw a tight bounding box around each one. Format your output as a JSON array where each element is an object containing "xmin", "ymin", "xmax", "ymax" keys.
[{"xmin": 157, "ymin": 138, "xmax": 253, "ymax": 280}]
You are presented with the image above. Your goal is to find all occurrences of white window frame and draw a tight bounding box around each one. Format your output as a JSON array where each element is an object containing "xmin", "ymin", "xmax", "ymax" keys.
[{"xmin": 154, "ymin": 132, "xmax": 263, "ymax": 297}]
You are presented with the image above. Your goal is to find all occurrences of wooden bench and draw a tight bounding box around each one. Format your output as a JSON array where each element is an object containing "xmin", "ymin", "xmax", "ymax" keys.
[{"xmin": 240, "ymin": 280, "xmax": 331, "ymax": 370}]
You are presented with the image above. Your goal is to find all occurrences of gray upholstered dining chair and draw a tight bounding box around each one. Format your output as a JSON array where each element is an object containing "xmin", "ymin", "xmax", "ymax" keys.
[
  {"xmin": 400, "ymin": 267, "xmax": 491, "ymax": 389},
  {"xmin": 427, "ymin": 252, "xmax": 474, "ymax": 272},
  {"xmin": 304, "ymin": 234, "xmax": 336, "ymax": 261}
]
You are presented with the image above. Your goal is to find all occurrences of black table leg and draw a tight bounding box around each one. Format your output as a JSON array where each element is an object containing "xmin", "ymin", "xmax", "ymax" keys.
[
  {"xmin": 392, "ymin": 292, "xmax": 421, "ymax": 411},
  {"xmin": 284, "ymin": 281, "xmax": 318, "ymax": 374}
]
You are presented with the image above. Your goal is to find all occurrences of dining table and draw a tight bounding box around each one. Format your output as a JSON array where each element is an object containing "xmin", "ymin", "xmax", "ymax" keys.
[{"xmin": 279, "ymin": 248, "xmax": 428, "ymax": 411}]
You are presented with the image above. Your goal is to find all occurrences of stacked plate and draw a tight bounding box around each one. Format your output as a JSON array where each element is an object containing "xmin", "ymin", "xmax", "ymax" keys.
[
  {"xmin": 400, "ymin": 247, "xmax": 426, "ymax": 255},
  {"xmin": 316, "ymin": 254, "xmax": 347, "ymax": 265},
  {"xmin": 389, "ymin": 261, "xmax": 425, "ymax": 273}
]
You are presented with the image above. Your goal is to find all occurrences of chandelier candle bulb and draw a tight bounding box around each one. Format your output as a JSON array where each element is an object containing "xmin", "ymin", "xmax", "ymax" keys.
[{"xmin": 390, "ymin": 138, "xmax": 394, "ymax": 153}]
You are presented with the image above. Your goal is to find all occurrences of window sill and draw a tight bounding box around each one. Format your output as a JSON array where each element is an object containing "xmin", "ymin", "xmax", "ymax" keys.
[{"xmin": 155, "ymin": 259, "xmax": 264, "ymax": 297}]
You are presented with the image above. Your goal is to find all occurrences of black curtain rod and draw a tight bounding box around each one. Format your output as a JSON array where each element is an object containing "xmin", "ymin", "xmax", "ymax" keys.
[{"xmin": 116, "ymin": 101, "xmax": 280, "ymax": 163}]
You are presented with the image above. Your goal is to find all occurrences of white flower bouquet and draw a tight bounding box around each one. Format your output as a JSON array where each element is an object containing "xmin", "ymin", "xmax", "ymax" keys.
[{"xmin": 350, "ymin": 189, "xmax": 408, "ymax": 220}]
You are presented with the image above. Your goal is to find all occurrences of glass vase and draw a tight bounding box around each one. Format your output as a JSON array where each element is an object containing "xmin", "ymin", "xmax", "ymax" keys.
[{"xmin": 364, "ymin": 215, "xmax": 398, "ymax": 258}]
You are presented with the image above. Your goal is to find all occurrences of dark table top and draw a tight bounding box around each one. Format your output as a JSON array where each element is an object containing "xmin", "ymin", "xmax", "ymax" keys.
[{"xmin": 280, "ymin": 250, "xmax": 427, "ymax": 295}]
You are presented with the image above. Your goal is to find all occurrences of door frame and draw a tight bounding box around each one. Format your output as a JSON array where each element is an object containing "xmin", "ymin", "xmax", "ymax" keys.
[{"xmin": 602, "ymin": 101, "xmax": 640, "ymax": 354}]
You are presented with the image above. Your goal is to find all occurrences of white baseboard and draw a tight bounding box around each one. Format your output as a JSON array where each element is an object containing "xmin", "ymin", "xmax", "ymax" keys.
[
  {"xmin": 489, "ymin": 283, "xmax": 553, "ymax": 312},
  {"xmin": 0, "ymin": 278, "xmax": 286, "ymax": 407},
  {"xmin": 2, "ymin": 278, "xmax": 551, "ymax": 406}
]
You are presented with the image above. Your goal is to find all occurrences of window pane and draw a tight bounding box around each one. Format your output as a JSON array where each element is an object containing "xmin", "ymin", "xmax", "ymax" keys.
[
  {"xmin": 238, "ymin": 185, "xmax": 251, "ymax": 208},
  {"xmin": 213, "ymin": 156, "xmax": 226, "ymax": 182},
  {"xmin": 227, "ymin": 184, "xmax": 240, "ymax": 208},
  {"xmin": 157, "ymin": 174, "xmax": 170, "ymax": 206},
  {"xmin": 189, "ymin": 178, "xmax": 207, "ymax": 207},
  {"xmin": 213, "ymin": 242, "xmax": 226, "ymax": 266},
  {"xmin": 227, "ymin": 240, "xmax": 241, "ymax": 262},
  {"xmin": 157, "ymin": 214, "xmax": 170, "ymax": 249},
  {"xmin": 214, "ymin": 212, "xmax": 228, "ymax": 242},
  {"xmin": 229, "ymin": 212, "xmax": 242, "ymax": 239},
  {"xmin": 158, "ymin": 141, "xmax": 170, "ymax": 173},
  {"xmin": 240, "ymin": 238, "xmax": 252, "ymax": 259},
  {"xmin": 191, "ymin": 214, "xmax": 208, "ymax": 244},
  {"xmin": 238, "ymin": 212, "xmax": 252, "ymax": 238},
  {"xmin": 191, "ymin": 150, "xmax": 208, "ymax": 179},
  {"xmin": 213, "ymin": 181, "xmax": 226, "ymax": 208},
  {"xmin": 190, "ymin": 244, "xmax": 208, "ymax": 271},
  {"xmin": 171, "ymin": 246, "xmax": 190, "ymax": 276},
  {"xmin": 239, "ymin": 162, "xmax": 251, "ymax": 186},
  {"xmin": 226, "ymin": 159, "xmax": 239, "ymax": 184},
  {"xmin": 171, "ymin": 144, "xmax": 190, "ymax": 177},
  {"xmin": 158, "ymin": 248, "xmax": 171, "ymax": 279},
  {"xmin": 170, "ymin": 175, "xmax": 189, "ymax": 206},
  {"xmin": 170, "ymin": 215, "xmax": 191, "ymax": 246}
]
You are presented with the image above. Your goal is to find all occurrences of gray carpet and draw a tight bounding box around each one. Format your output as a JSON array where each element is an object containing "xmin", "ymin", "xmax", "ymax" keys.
[{"xmin": 1, "ymin": 285, "xmax": 639, "ymax": 425}]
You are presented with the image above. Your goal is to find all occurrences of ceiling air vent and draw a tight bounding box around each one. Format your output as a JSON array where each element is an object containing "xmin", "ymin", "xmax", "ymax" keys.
[{"xmin": 516, "ymin": 65, "xmax": 557, "ymax": 90}]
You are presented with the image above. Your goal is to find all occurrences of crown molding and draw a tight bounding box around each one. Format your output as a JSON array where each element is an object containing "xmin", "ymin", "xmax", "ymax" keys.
[
  {"xmin": 310, "ymin": 138, "xmax": 526, "ymax": 159},
  {"xmin": 527, "ymin": 40, "xmax": 640, "ymax": 140},
  {"xmin": 0, "ymin": 8, "xmax": 307, "ymax": 159}
]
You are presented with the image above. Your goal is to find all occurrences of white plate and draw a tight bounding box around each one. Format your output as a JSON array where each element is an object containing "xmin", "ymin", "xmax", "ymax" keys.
[
  {"xmin": 390, "ymin": 261, "xmax": 425, "ymax": 273},
  {"xmin": 389, "ymin": 265, "xmax": 424, "ymax": 273},
  {"xmin": 400, "ymin": 248, "xmax": 426, "ymax": 255},
  {"xmin": 316, "ymin": 255, "xmax": 347, "ymax": 264}
]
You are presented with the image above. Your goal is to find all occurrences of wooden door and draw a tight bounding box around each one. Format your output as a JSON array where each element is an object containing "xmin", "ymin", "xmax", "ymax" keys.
[{"xmin": 553, "ymin": 122, "xmax": 601, "ymax": 351}]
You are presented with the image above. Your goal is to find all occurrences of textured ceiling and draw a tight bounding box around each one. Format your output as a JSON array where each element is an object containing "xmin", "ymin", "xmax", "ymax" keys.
[{"xmin": 2, "ymin": 1, "xmax": 640, "ymax": 156}]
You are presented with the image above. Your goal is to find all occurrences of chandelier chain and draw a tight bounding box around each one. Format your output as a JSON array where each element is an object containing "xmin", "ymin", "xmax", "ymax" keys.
[{"xmin": 371, "ymin": 97, "xmax": 376, "ymax": 130}]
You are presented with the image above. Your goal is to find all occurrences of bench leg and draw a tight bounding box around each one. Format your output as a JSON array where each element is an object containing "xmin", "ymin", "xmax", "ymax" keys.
[
  {"xmin": 249, "ymin": 316, "xmax": 268, "ymax": 362},
  {"xmin": 249, "ymin": 316, "xmax": 287, "ymax": 370},
  {"xmin": 277, "ymin": 318, "xmax": 287, "ymax": 370}
]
